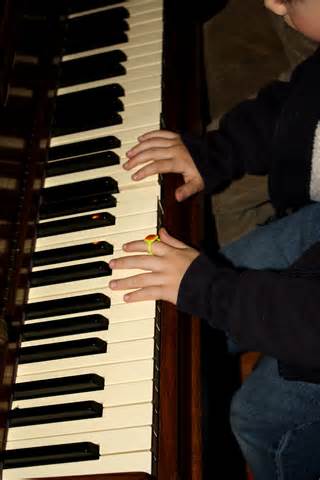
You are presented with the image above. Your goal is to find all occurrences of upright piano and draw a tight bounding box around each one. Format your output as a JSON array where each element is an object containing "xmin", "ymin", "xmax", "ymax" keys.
[{"xmin": 0, "ymin": 0, "xmax": 207, "ymax": 478}]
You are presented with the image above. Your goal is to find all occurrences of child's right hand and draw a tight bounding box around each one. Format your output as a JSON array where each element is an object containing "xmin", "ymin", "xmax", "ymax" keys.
[{"xmin": 124, "ymin": 129, "xmax": 205, "ymax": 201}]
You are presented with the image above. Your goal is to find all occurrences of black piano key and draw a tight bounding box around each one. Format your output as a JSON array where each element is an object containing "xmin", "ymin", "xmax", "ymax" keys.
[
  {"xmin": 32, "ymin": 241, "xmax": 114, "ymax": 267},
  {"xmin": 30, "ymin": 261, "xmax": 112, "ymax": 287},
  {"xmin": 68, "ymin": 6, "xmax": 129, "ymax": 28},
  {"xmin": 48, "ymin": 136, "xmax": 121, "ymax": 161},
  {"xmin": 37, "ymin": 212, "xmax": 115, "ymax": 237},
  {"xmin": 39, "ymin": 193, "xmax": 117, "ymax": 220},
  {"xmin": 66, "ymin": 0, "xmax": 127, "ymax": 15},
  {"xmin": 9, "ymin": 401, "xmax": 103, "ymax": 427},
  {"xmin": 57, "ymin": 84, "xmax": 125, "ymax": 104},
  {"xmin": 22, "ymin": 314, "xmax": 109, "ymax": 341},
  {"xmin": 65, "ymin": 9, "xmax": 129, "ymax": 55},
  {"xmin": 65, "ymin": 25, "xmax": 128, "ymax": 56},
  {"xmin": 13, "ymin": 374, "xmax": 105, "ymax": 401},
  {"xmin": 25, "ymin": 293, "xmax": 110, "ymax": 320},
  {"xmin": 3, "ymin": 442, "xmax": 100, "ymax": 469},
  {"xmin": 60, "ymin": 50, "xmax": 127, "ymax": 87},
  {"xmin": 42, "ymin": 177, "xmax": 119, "ymax": 204},
  {"xmin": 46, "ymin": 151, "xmax": 120, "ymax": 177},
  {"xmin": 52, "ymin": 82, "xmax": 125, "ymax": 135},
  {"xmin": 52, "ymin": 109, "xmax": 122, "ymax": 137},
  {"xmin": 55, "ymin": 85, "xmax": 125, "ymax": 113},
  {"xmin": 19, "ymin": 338, "xmax": 107, "ymax": 364}
]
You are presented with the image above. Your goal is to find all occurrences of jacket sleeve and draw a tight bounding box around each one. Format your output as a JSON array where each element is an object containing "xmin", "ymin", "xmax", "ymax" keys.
[
  {"xmin": 181, "ymin": 80, "xmax": 291, "ymax": 194},
  {"xmin": 177, "ymin": 242, "xmax": 320, "ymax": 370}
]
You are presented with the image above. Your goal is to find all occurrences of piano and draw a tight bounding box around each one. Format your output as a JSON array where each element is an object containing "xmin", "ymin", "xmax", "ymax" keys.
[{"xmin": 0, "ymin": 0, "xmax": 206, "ymax": 478}]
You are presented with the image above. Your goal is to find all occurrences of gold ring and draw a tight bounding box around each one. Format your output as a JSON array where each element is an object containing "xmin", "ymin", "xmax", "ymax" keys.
[{"xmin": 144, "ymin": 234, "xmax": 160, "ymax": 255}]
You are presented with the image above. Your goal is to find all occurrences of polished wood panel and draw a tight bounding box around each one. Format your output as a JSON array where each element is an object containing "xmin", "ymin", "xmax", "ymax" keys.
[{"xmin": 0, "ymin": 0, "xmax": 63, "ymax": 462}]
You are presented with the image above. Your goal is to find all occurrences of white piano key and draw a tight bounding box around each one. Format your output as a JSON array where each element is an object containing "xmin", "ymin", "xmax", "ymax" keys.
[
  {"xmin": 29, "ymin": 266, "xmax": 148, "ymax": 299},
  {"xmin": 127, "ymin": 52, "xmax": 161, "ymax": 72},
  {"xmin": 64, "ymin": 31, "xmax": 162, "ymax": 62},
  {"xmin": 44, "ymin": 163, "xmax": 158, "ymax": 189},
  {"xmin": 30, "ymin": 269, "xmax": 156, "ymax": 311},
  {"xmin": 6, "ymin": 425, "xmax": 152, "ymax": 457},
  {"xmin": 69, "ymin": 0, "xmax": 161, "ymax": 19},
  {"xmin": 59, "ymin": 63, "xmax": 161, "ymax": 97},
  {"xmin": 50, "ymin": 123, "xmax": 159, "ymax": 150},
  {"xmin": 8, "ymin": 402, "xmax": 153, "ymax": 441},
  {"xmin": 34, "ymin": 227, "xmax": 158, "ymax": 253},
  {"xmin": 39, "ymin": 186, "xmax": 160, "ymax": 221},
  {"xmin": 27, "ymin": 282, "xmax": 142, "ymax": 305},
  {"xmin": 130, "ymin": 12, "xmax": 162, "ymax": 29},
  {"xmin": 17, "ymin": 338, "xmax": 155, "ymax": 375},
  {"xmin": 15, "ymin": 359, "xmax": 154, "ymax": 385},
  {"xmin": 35, "ymin": 210, "xmax": 157, "ymax": 249},
  {"xmin": 25, "ymin": 299, "xmax": 156, "ymax": 326},
  {"xmin": 60, "ymin": 71, "xmax": 162, "ymax": 100},
  {"xmin": 32, "ymin": 231, "xmax": 156, "ymax": 272},
  {"xmin": 70, "ymin": 43, "xmax": 162, "ymax": 72},
  {"xmin": 12, "ymin": 379, "xmax": 153, "ymax": 410},
  {"xmin": 44, "ymin": 162, "xmax": 159, "ymax": 188},
  {"xmin": 129, "ymin": 0, "xmax": 162, "ymax": 17},
  {"xmin": 50, "ymin": 99, "xmax": 161, "ymax": 146},
  {"xmin": 4, "ymin": 449, "xmax": 152, "ymax": 479},
  {"xmin": 125, "ymin": 87, "xmax": 161, "ymax": 108},
  {"xmin": 47, "ymin": 139, "xmax": 135, "ymax": 166},
  {"xmin": 21, "ymin": 318, "xmax": 155, "ymax": 347},
  {"xmin": 30, "ymin": 249, "xmax": 158, "ymax": 294},
  {"xmin": 130, "ymin": 19, "xmax": 162, "ymax": 38},
  {"xmin": 64, "ymin": 15, "xmax": 162, "ymax": 62},
  {"xmin": 32, "ymin": 250, "xmax": 140, "ymax": 272}
]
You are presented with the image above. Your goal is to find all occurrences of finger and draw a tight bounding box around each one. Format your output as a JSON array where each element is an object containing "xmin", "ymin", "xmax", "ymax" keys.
[
  {"xmin": 175, "ymin": 180, "xmax": 200, "ymax": 202},
  {"xmin": 109, "ymin": 254, "xmax": 161, "ymax": 271},
  {"xmin": 123, "ymin": 285, "xmax": 164, "ymax": 303},
  {"xmin": 109, "ymin": 272, "xmax": 162, "ymax": 290},
  {"xmin": 138, "ymin": 130, "xmax": 179, "ymax": 141},
  {"xmin": 126, "ymin": 138, "xmax": 176, "ymax": 160},
  {"xmin": 121, "ymin": 239, "xmax": 150, "ymax": 253},
  {"xmin": 132, "ymin": 158, "xmax": 179, "ymax": 181},
  {"xmin": 122, "ymin": 238, "xmax": 168, "ymax": 257},
  {"xmin": 158, "ymin": 228, "xmax": 187, "ymax": 249},
  {"xmin": 125, "ymin": 148, "xmax": 174, "ymax": 173}
]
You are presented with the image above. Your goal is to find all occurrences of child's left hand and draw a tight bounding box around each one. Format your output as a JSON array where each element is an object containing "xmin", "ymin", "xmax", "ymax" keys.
[{"xmin": 109, "ymin": 228, "xmax": 199, "ymax": 305}]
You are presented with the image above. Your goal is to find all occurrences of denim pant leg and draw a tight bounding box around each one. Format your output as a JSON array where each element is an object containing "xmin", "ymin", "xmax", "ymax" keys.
[
  {"xmin": 230, "ymin": 356, "xmax": 320, "ymax": 480},
  {"xmin": 221, "ymin": 202, "xmax": 320, "ymax": 269},
  {"xmin": 219, "ymin": 203, "xmax": 320, "ymax": 479}
]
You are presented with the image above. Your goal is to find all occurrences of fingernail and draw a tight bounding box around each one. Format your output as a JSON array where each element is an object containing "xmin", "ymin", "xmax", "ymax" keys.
[
  {"xmin": 132, "ymin": 173, "xmax": 139, "ymax": 180},
  {"xmin": 124, "ymin": 294, "xmax": 130, "ymax": 302},
  {"xmin": 123, "ymin": 161, "xmax": 128, "ymax": 169},
  {"xmin": 109, "ymin": 260, "xmax": 115, "ymax": 268},
  {"xmin": 122, "ymin": 243, "xmax": 128, "ymax": 250},
  {"xmin": 109, "ymin": 280, "xmax": 116, "ymax": 288}
]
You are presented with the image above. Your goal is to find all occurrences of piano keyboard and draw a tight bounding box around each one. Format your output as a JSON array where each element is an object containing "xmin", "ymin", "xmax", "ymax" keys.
[{"xmin": 4, "ymin": 0, "xmax": 162, "ymax": 477}]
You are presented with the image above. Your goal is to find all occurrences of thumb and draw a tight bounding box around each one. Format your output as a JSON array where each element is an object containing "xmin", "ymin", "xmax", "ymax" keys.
[
  {"xmin": 175, "ymin": 180, "xmax": 200, "ymax": 202},
  {"xmin": 159, "ymin": 228, "xmax": 187, "ymax": 249}
]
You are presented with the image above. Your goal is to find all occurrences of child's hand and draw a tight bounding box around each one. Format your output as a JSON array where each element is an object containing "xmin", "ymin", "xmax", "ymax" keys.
[
  {"xmin": 109, "ymin": 228, "xmax": 199, "ymax": 305},
  {"xmin": 124, "ymin": 130, "xmax": 205, "ymax": 202}
]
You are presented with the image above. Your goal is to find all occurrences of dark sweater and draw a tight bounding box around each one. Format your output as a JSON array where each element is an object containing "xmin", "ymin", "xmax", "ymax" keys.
[{"xmin": 178, "ymin": 46, "xmax": 320, "ymax": 382}]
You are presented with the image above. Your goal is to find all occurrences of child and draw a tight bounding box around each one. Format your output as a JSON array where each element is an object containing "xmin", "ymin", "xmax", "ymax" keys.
[{"xmin": 109, "ymin": 1, "xmax": 320, "ymax": 478}]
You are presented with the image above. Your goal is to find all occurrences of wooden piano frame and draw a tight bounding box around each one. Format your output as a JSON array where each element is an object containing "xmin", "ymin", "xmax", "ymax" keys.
[{"xmin": 0, "ymin": 1, "xmax": 206, "ymax": 479}]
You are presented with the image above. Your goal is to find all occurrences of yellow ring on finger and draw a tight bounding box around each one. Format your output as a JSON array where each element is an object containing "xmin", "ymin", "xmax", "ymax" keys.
[{"xmin": 144, "ymin": 234, "xmax": 160, "ymax": 255}]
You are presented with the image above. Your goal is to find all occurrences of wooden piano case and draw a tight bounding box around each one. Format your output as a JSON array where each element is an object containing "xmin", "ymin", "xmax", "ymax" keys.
[{"xmin": 0, "ymin": 1, "xmax": 206, "ymax": 479}]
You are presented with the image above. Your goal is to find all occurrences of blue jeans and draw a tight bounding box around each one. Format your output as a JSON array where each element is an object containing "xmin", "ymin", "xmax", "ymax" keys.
[{"xmin": 221, "ymin": 203, "xmax": 320, "ymax": 480}]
